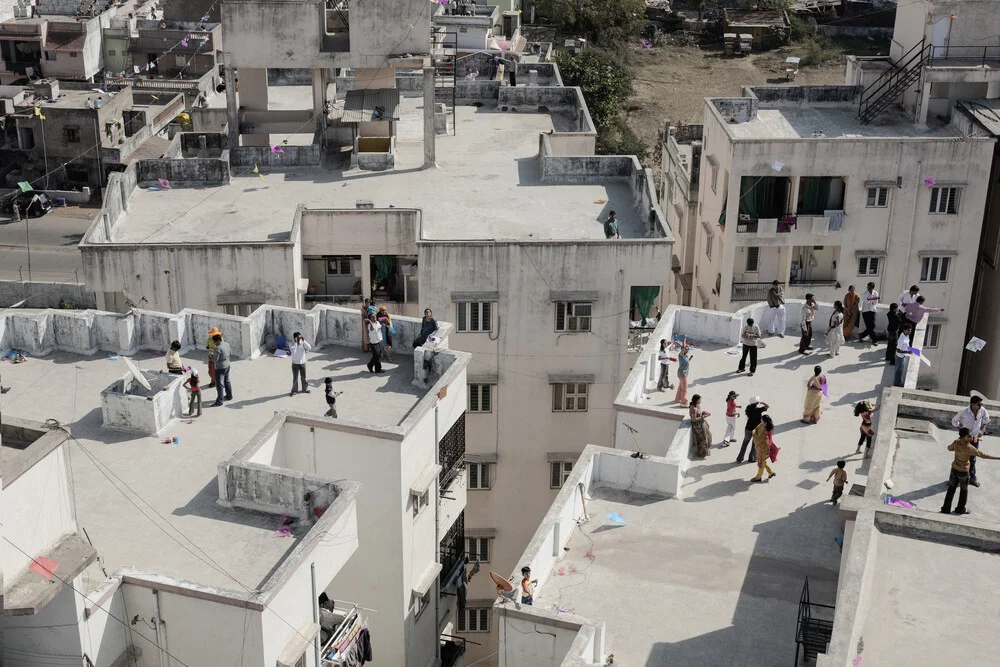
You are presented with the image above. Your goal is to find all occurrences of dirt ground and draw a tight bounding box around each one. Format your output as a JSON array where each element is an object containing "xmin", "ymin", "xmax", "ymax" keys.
[{"xmin": 626, "ymin": 35, "xmax": 890, "ymax": 167}]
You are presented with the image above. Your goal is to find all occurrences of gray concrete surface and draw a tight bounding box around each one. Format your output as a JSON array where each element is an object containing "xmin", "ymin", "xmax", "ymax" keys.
[
  {"xmin": 108, "ymin": 95, "xmax": 648, "ymax": 243},
  {"xmin": 0, "ymin": 206, "xmax": 93, "ymax": 281},
  {"xmin": 0, "ymin": 344, "xmax": 421, "ymax": 590},
  {"xmin": 723, "ymin": 105, "xmax": 962, "ymax": 140},
  {"xmin": 531, "ymin": 334, "xmax": 890, "ymax": 666},
  {"xmin": 861, "ymin": 533, "xmax": 1000, "ymax": 666}
]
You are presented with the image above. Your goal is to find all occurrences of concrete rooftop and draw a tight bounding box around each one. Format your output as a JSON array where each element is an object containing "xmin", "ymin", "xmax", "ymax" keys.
[
  {"xmin": 0, "ymin": 344, "xmax": 422, "ymax": 591},
  {"xmin": 534, "ymin": 336, "xmax": 891, "ymax": 666},
  {"xmin": 719, "ymin": 104, "xmax": 963, "ymax": 140},
  {"xmin": 109, "ymin": 94, "xmax": 649, "ymax": 243}
]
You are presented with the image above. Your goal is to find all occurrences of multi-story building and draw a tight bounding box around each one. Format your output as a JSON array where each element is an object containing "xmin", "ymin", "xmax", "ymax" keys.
[
  {"xmin": 665, "ymin": 82, "xmax": 994, "ymax": 392},
  {"xmin": 0, "ymin": 303, "xmax": 470, "ymax": 667},
  {"xmin": 659, "ymin": 121, "xmax": 702, "ymax": 306}
]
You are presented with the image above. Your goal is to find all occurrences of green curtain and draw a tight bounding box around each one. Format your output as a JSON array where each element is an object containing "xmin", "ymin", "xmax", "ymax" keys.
[
  {"xmin": 632, "ymin": 286, "xmax": 660, "ymax": 325},
  {"xmin": 739, "ymin": 176, "xmax": 761, "ymax": 218},
  {"xmin": 373, "ymin": 256, "xmax": 395, "ymax": 283},
  {"xmin": 740, "ymin": 177, "xmax": 787, "ymax": 219},
  {"xmin": 800, "ymin": 178, "xmax": 831, "ymax": 215},
  {"xmin": 718, "ymin": 197, "xmax": 728, "ymax": 227}
]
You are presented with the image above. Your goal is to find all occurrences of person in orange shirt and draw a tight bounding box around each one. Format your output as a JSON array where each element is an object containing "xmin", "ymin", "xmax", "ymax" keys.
[
  {"xmin": 941, "ymin": 428, "xmax": 999, "ymax": 515},
  {"xmin": 520, "ymin": 566, "xmax": 538, "ymax": 606}
]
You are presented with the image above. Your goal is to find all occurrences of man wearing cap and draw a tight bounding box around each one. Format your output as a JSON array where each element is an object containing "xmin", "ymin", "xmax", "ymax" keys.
[
  {"xmin": 205, "ymin": 327, "xmax": 221, "ymax": 388},
  {"xmin": 737, "ymin": 396, "xmax": 769, "ymax": 464}
]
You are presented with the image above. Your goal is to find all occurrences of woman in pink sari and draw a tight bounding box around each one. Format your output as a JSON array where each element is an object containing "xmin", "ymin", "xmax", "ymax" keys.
[{"xmin": 801, "ymin": 365, "xmax": 826, "ymax": 424}]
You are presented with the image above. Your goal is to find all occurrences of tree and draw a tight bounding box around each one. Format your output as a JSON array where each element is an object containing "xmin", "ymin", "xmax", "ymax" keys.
[
  {"xmin": 555, "ymin": 49, "xmax": 633, "ymax": 133},
  {"xmin": 536, "ymin": 0, "xmax": 647, "ymax": 46}
]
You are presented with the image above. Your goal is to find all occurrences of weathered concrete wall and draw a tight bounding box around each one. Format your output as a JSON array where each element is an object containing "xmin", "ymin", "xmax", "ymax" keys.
[
  {"xmin": 180, "ymin": 131, "xmax": 227, "ymax": 158},
  {"xmin": 455, "ymin": 80, "xmax": 502, "ymax": 105},
  {"xmin": 267, "ymin": 68, "xmax": 313, "ymax": 86},
  {"xmin": 136, "ymin": 158, "xmax": 231, "ymax": 187},
  {"xmin": 164, "ymin": 0, "xmax": 220, "ymax": 22},
  {"xmin": 746, "ymin": 84, "xmax": 860, "ymax": 106},
  {"xmin": 223, "ymin": 461, "xmax": 338, "ymax": 521},
  {"xmin": 100, "ymin": 370, "xmax": 184, "ymax": 435},
  {"xmin": 0, "ymin": 281, "xmax": 96, "ymax": 309},
  {"xmin": 300, "ymin": 208, "xmax": 418, "ymax": 257},
  {"xmin": 230, "ymin": 136, "xmax": 323, "ymax": 168}
]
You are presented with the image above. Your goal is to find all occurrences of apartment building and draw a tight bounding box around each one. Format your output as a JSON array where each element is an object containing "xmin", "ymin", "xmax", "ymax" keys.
[
  {"xmin": 665, "ymin": 82, "xmax": 994, "ymax": 392},
  {"xmin": 0, "ymin": 304, "xmax": 470, "ymax": 667}
]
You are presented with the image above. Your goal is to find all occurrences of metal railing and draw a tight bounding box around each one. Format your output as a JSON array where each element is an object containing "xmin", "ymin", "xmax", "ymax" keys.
[
  {"xmin": 927, "ymin": 45, "xmax": 1000, "ymax": 68},
  {"xmin": 441, "ymin": 636, "xmax": 467, "ymax": 667},
  {"xmin": 439, "ymin": 511, "xmax": 465, "ymax": 591},
  {"xmin": 789, "ymin": 278, "xmax": 839, "ymax": 287},
  {"xmin": 736, "ymin": 219, "xmax": 758, "ymax": 233},
  {"xmin": 439, "ymin": 413, "xmax": 466, "ymax": 488},
  {"xmin": 732, "ymin": 281, "xmax": 784, "ymax": 302},
  {"xmin": 628, "ymin": 326, "xmax": 654, "ymax": 351}
]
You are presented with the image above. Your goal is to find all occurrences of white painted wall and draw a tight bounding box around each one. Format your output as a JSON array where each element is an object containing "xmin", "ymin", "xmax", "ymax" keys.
[{"xmin": 2, "ymin": 443, "xmax": 76, "ymax": 580}]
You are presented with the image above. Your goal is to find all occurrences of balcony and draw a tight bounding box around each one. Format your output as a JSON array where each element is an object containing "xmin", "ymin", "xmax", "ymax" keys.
[
  {"xmin": 731, "ymin": 281, "xmax": 782, "ymax": 302},
  {"xmin": 926, "ymin": 45, "xmax": 1000, "ymax": 70},
  {"xmin": 441, "ymin": 636, "xmax": 467, "ymax": 667},
  {"xmin": 439, "ymin": 511, "xmax": 466, "ymax": 593}
]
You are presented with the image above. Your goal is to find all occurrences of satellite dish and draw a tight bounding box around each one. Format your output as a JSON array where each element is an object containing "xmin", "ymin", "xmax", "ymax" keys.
[
  {"xmin": 490, "ymin": 572, "xmax": 513, "ymax": 592},
  {"xmin": 122, "ymin": 357, "xmax": 152, "ymax": 391}
]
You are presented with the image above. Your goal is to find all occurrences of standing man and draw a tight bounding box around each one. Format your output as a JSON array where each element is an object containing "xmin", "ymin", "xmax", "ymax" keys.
[
  {"xmin": 604, "ymin": 210, "xmax": 620, "ymax": 239},
  {"xmin": 951, "ymin": 396, "xmax": 990, "ymax": 487},
  {"xmin": 656, "ymin": 338, "xmax": 674, "ymax": 391},
  {"xmin": 885, "ymin": 303, "xmax": 901, "ymax": 364},
  {"xmin": 289, "ymin": 331, "xmax": 312, "ymax": 396},
  {"xmin": 940, "ymin": 428, "xmax": 999, "ymax": 515},
  {"xmin": 211, "ymin": 333, "xmax": 232, "ymax": 406},
  {"xmin": 365, "ymin": 312, "xmax": 384, "ymax": 374},
  {"xmin": 858, "ymin": 282, "xmax": 879, "ymax": 343},
  {"xmin": 412, "ymin": 308, "xmax": 438, "ymax": 348},
  {"xmin": 736, "ymin": 395, "xmax": 769, "ymax": 464},
  {"xmin": 798, "ymin": 293, "xmax": 817, "ymax": 355},
  {"xmin": 737, "ymin": 317, "xmax": 761, "ymax": 377},
  {"xmin": 766, "ymin": 280, "xmax": 786, "ymax": 338},
  {"xmin": 893, "ymin": 323, "xmax": 913, "ymax": 387},
  {"xmin": 897, "ymin": 284, "xmax": 920, "ymax": 309},
  {"xmin": 903, "ymin": 295, "xmax": 944, "ymax": 332}
]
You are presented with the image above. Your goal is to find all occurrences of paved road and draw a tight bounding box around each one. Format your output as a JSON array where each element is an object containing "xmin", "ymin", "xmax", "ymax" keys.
[{"xmin": 0, "ymin": 206, "xmax": 94, "ymax": 281}]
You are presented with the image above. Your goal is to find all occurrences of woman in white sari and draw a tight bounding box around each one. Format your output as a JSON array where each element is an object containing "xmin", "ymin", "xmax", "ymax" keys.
[{"xmin": 826, "ymin": 300, "xmax": 845, "ymax": 357}]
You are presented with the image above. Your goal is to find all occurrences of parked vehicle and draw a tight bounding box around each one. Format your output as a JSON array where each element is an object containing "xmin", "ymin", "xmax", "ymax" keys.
[{"xmin": 2, "ymin": 191, "xmax": 52, "ymax": 218}]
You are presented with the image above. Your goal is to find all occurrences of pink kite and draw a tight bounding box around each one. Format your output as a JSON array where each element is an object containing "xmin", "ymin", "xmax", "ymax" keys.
[
  {"xmin": 180, "ymin": 36, "xmax": 190, "ymax": 47},
  {"xmin": 270, "ymin": 143, "xmax": 284, "ymax": 154},
  {"xmin": 30, "ymin": 556, "xmax": 59, "ymax": 579},
  {"xmin": 157, "ymin": 178, "xmax": 172, "ymax": 189},
  {"xmin": 924, "ymin": 176, "xmax": 936, "ymax": 187},
  {"xmin": 820, "ymin": 381, "xmax": 829, "ymax": 398},
  {"xmin": 640, "ymin": 38, "xmax": 652, "ymax": 49}
]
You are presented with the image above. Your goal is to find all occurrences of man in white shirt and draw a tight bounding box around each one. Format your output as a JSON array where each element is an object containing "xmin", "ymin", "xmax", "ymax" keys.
[
  {"xmin": 893, "ymin": 324, "xmax": 913, "ymax": 387},
  {"xmin": 952, "ymin": 396, "xmax": 991, "ymax": 487},
  {"xmin": 897, "ymin": 285, "xmax": 919, "ymax": 309},
  {"xmin": 858, "ymin": 281, "xmax": 880, "ymax": 343},
  {"xmin": 738, "ymin": 317, "xmax": 762, "ymax": 377},
  {"xmin": 289, "ymin": 331, "xmax": 312, "ymax": 396},
  {"xmin": 798, "ymin": 293, "xmax": 817, "ymax": 355},
  {"xmin": 656, "ymin": 338, "xmax": 674, "ymax": 391},
  {"xmin": 766, "ymin": 281, "xmax": 786, "ymax": 337}
]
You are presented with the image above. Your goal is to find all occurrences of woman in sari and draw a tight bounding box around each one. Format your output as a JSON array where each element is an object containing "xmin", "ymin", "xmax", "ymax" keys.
[
  {"xmin": 750, "ymin": 414, "xmax": 777, "ymax": 482},
  {"xmin": 675, "ymin": 345, "xmax": 692, "ymax": 407},
  {"xmin": 360, "ymin": 299, "xmax": 371, "ymax": 352},
  {"xmin": 825, "ymin": 300, "xmax": 845, "ymax": 357},
  {"xmin": 689, "ymin": 394, "xmax": 712, "ymax": 458},
  {"xmin": 842, "ymin": 285, "xmax": 860, "ymax": 339},
  {"xmin": 802, "ymin": 365, "xmax": 826, "ymax": 424},
  {"xmin": 377, "ymin": 305, "xmax": 393, "ymax": 360}
]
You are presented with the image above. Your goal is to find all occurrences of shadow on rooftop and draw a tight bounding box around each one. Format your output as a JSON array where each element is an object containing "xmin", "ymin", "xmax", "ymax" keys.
[{"xmin": 643, "ymin": 501, "xmax": 840, "ymax": 667}]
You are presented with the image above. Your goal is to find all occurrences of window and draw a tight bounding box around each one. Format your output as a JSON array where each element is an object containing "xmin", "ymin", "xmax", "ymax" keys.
[
  {"xmin": 925, "ymin": 323, "xmax": 941, "ymax": 348},
  {"xmin": 857, "ymin": 256, "xmax": 880, "ymax": 276},
  {"xmin": 466, "ymin": 537, "xmax": 491, "ymax": 563},
  {"xmin": 411, "ymin": 489, "xmax": 430, "ymax": 517},
  {"xmin": 222, "ymin": 303, "xmax": 261, "ymax": 317},
  {"xmin": 412, "ymin": 591, "xmax": 431, "ymax": 619},
  {"xmin": 929, "ymin": 187, "xmax": 960, "ymax": 214},
  {"xmin": 711, "ymin": 164, "xmax": 719, "ymax": 194},
  {"xmin": 552, "ymin": 383, "xmax": 588, "ymax": 412},
  {"xmin": 108, "ymin": 49, "xmax": 117, "ymax": 56},
  {"xmin": 705, "ymin": 234, "xmax": 713, "ymax": 260},
  {"xmin": 866, "ymin": 187, "xmax": 889, "ymax": 208},
  {"xmin": 457, "ymin": 302, "xmax": 491, "ymax": 333},
  {"xmin": 467, "ymin": 462, "xmax": 492, "ymax": 489},
  {"xmin": 63, "ymin": 126, "xmax": 81, "ymax": 143},
  {"xmin": 326, "ymin": 257, "xmax": 352, "ymax": 274},
  {"xmin": 745, "ymin": 247, "xmax": 760, "ymax": 272},
  {"xmin": 175, "ymin": 54, "xmax": 187, "ymax": 66},
  {"xmin": 458, "ymin": 607, "xmax": 490, "ymax": 633},
  {"xmin": 555, "ymin": 302, "xmax": 592, "ymax": 332},
  {"xmin": 468, "ymin": 384, "xmax": 493, "ymax": 413},
  {"xmin": 70, "ymin": 52, "xmax": 78, "ymax": 58},
  {"xmin": 44, "ymin": 51, "xmax": 55, "ymax": 61},
  {"xmin": 550, "ymin": 460, "xmax": 573, "ymax": 488},
  {"xmin": 920, "ymin": 256, "xmax": 951, "ymax": 283}
]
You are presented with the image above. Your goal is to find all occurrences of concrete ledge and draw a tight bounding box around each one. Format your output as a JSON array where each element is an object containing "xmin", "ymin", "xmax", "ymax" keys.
[{"xmin": 3, "ymin": 533, "xmax": 97, "ymax": 616}]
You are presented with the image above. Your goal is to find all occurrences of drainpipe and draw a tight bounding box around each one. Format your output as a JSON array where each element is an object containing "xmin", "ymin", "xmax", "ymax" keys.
[
  {"xmin": 902, "ymin": 159, "xmax": 922, "ymax": 298},
  {"xmin": 152, "ymin": 589, "xmax": 168, "ymax": 667},
  {"xmin": 311, "ymin": 563, "xmax": 321, "ymax": 667},
  {"xmin": 611, "ymin": 268, "xmax": 624, "ymax": 446},
  {"xmin": 433, "ymin": 403, "xmax": 442, "ymax": 666}
]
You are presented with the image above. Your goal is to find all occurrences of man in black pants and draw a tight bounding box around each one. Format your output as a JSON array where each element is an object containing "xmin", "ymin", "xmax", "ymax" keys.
[
  {"xmin": 858, "ymin": 281, "xmax": 879, "ymax": 343},
  {"xmin": 736, "ymin": 396, "xmax": 769, "ymax": 463},
  {"xmin": 737, "ymin": 317, "xmax": 761, "ymax": 376},
  {"xmin": 884, "ymin": 303, "xmax": 901, "ymax": 364},
  {"xmin": 941, "ymin": 428, "xmax": 999, "ymax": 515},
  {"xmin": 798, "ymin": 293, "xmax": 816, "ymax": 355},
  {"xmin": 365, "ymin": 313, "xmax": 384, "ymax": 373}
]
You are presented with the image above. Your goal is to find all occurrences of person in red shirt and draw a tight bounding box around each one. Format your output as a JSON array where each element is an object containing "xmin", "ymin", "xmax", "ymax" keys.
[
  {"xmin": 724, "ymin": 391, "xmax": 741, "ymax": 445},
  {"xmin": 520, "ymin": 566, "xmax": 537, "ymax": 605}
]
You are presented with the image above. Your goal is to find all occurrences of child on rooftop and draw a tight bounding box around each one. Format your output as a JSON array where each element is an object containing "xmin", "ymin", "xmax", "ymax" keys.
[
  {"xmin": 183, "ymin": 369, "xmax": 202, "ymax": 417},
  {"xmin": 827, "ymin": 460, "xmax": 847, "ymax": 505}
]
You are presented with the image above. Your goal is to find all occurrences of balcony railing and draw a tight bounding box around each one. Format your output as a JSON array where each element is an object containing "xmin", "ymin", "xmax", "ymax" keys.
[
  {"xmin": 441, "ymin": 636, "xmax": 467, "ymax": 667},
  {"xmin": 439, "ymin": 413, "xmax": 466, "ymax": 488},
  {"xmin": 732, "ymin": 281, "xmax": 784, "ymax": 302},
  {"xmin": 439, "ymin": 511, "xmax": 465, "ymax": 591},
  {"xmin": 736, "ymin": 216, "xmax": 797, "ymax": 234},
  {"xmin": 927, "ymin": 45, "xmax": 1000, "ymax": 68},
  {"xmin": 789, "ymin": 278, "xmax": 840, "ymax": 288}
]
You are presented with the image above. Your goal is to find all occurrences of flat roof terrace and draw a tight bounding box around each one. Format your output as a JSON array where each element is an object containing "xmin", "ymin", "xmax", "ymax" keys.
[
  {"xmin": 0, "ymin": 344, "xmax": 423, "ymax": 592},
  {"xmin": 105, "ymin": 94, "xmax": 653, "ymax": 244}
]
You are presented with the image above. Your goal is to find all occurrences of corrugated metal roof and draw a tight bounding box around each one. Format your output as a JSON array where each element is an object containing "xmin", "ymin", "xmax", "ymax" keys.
[
  {"xmin": 342, "ymin": 88, "xmax": 400, "ymax": 123},
  {"xmin": 45, "ymin": 32, "xmax": 87, "ymax": 52},
  {"xmin": 958, "ymin": 99, "xmax": 1000, "ymax": 137}
]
